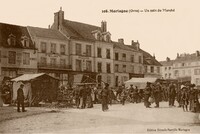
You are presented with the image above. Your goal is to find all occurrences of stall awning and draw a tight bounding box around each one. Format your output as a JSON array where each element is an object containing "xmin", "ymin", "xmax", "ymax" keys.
[
  {"xmin": 11, "ymin": 73, "xmax": 57, "ymax": 82},
  {"xmin": 124, "ymin": 77, "xmax": 157, "ymax": 89}
]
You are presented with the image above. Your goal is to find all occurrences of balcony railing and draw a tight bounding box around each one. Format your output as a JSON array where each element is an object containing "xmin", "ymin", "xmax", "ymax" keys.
[{"xmin": 38, "ymin": 63, "xmax": 72, "ymax": 70}]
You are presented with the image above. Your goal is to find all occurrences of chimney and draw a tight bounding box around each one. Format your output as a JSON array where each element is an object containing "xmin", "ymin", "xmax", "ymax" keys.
[
  {"xmin": 118, "ymin": 38, "xmax": 124, "ymax": 44},
  {"xmin": 177, "ymin": 53, "xmax": 180, "ymax": 58},
  {"xmin": 53, "ymin": 7, "xmax": 64, "ymax": 30},
  {"xmin": 101, "ymin": 21, "xmax": 107, "ymax": 32},
  {"xmin": 48, "ymin": 25, "xmax": 50, "ymax": 29},
  {"xmin": 131, "ymin": 40, "xmax": 140, "ymax": 51},
  {"xmin": 153, "ymin": 53, "xmax": 156, "ymax": 59},
  {"xmin": 166, "ymin": 57, "xmax": 170, "ymax": 62},
  {"xmin": 196, "ymin": 50, "xmax": 200, "ymax": 57}
]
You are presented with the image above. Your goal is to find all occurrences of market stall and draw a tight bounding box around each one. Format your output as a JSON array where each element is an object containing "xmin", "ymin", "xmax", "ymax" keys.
[
  {"xmin": 124, "ymin": 77, "xmax": 158, "ymax": 89},
  {"xmin": 11, "ymin": 73, "xmax": 59, "ymax": 106}
]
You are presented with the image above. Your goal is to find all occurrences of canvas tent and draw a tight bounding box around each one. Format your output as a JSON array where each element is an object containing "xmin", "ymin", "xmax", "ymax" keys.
[
  {"xmin": 11, "ymin": 73, "xmax": 59, "ymax": 106},
  {"xmin": 124, "ymin": 77, "xmax": 157, "ymax": 89}
]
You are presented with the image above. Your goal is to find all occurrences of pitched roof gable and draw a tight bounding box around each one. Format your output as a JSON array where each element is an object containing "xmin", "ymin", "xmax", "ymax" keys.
[
  {"xmin": 0, "ymin": 22, "xmax": 34, "ymax": 48},
  {"xmin": 28, "ymin": 26, "xmax": 67, "ymax": 41},
  {"xmin": 62, "ymin": 20, "xmax": 101, "ymax": 40}
]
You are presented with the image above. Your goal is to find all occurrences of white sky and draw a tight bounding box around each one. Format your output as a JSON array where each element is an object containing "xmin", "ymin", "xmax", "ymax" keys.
[{"xmin": 0, "ymin": 0, "xmax": 199, "ymax": 61}]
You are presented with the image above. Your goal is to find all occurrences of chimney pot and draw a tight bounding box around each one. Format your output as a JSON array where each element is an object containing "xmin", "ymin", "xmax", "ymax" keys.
[
  {"xmin": 118, "ymin": 38, "xmax": 124, "ymax": 44},
  {"xmin": 196, "ymin": 50, "xmax": 200, "ymax": 57}
]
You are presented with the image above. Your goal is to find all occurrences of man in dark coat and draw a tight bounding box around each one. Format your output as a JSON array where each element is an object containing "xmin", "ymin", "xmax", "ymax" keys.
[
  {"xmin": 80, "ymin": 85, "xmax": 87, "ymax": 109},
  {"xmin": 101, "ymin": 83, "xmax": 109, "ymax": 111},
  {"xmin": 153, "ymin": 83, "xmax": 162, "ymax": 108},
  {"xmin": 168, "ymin": 82, "xmax": 176, "ymax": 107},
  {"xmin": 144, "ymin": 82, "xmax": 151, "ymax": 108},
  {"xmin": 17, "ymin": 84, "xmax": 25, "ymax": 112}
]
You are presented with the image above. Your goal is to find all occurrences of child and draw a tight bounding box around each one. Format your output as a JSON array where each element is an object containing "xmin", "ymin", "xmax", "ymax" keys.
[{"xmin": 181, "ymin": 87, "xmax": 189, "ymax": 112}]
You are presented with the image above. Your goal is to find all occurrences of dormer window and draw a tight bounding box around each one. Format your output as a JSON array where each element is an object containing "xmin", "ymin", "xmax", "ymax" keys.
[
  {"xmin": 7, "ymin": 34, "xmax": 16, "ymax": 46},
  {"xmin": 97, "ymin": 33, "xmax": 101, "ymax": 40},
  {"xmin": 106, "ymin": 35, "xmax": 110, "ymax": 42},
  {"xmin": 21, "ymin": 36, "xmax": 30, "ymax": 47}
]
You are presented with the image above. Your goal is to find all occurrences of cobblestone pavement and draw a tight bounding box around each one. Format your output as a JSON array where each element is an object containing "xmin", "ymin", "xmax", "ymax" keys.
[{"xmin": 0, "ymin": 102, "xmax": 200, "ymax": 133}]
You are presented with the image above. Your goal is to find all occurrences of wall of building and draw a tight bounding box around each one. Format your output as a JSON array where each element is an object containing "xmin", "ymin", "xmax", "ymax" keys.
[
  {"xmin": 94, "ymin": 41, "xmax": 114, "ymax": 87},
  {"xmin": 145, "ymin": 65, "xmax": 161, "ymax": 78},
  {"xmin": 0, "ymin": 47, "xmax": 37, "ymax": 77}
]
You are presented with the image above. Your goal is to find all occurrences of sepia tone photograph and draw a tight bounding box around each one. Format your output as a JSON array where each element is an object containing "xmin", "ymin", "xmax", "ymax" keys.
[{"xmin": 0, "ymin": 0, "xmax": 200, "ymax": 133}]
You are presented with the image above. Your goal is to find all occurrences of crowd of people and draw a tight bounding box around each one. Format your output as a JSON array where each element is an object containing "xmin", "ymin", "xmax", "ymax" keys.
[
  {"xmin": 1, "ymin": 78, "xmax": 200, "ymax": 114},
  {"xmin": 63, "ymin": 81, "xmax": 200, "ymax": 113}
]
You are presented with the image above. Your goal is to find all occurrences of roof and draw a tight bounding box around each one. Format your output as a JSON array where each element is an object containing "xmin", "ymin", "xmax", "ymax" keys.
[
  {"xmin": 126, "ymin": 45, "xmax": 162, "ymax": 66},
  {"xmin": 27, "ymin": 26, "xmax": 67, "ymax": 40},
  {"xmin": 0, "ymin": 22, "xmax": 34, "ymax": 48},
  {"xmin": 11, "ymin": 73, "xmax": 56, "ymax": 82},
  {"xmin": 62, "ymin": 20, "xmax": 101, "ymax": 40},
  {"xmin": 160, "ymin": 60, "xmax": 174, "ymax": 66},
  {"xmin": 139, "ymin": 49, "xmax": 162, "ymax": 66},
  {"xmin": 174, "ymin": 53, "xmax": 200, "ymax": 62},
  {"xmin": 113, "ymin": 42, "xmax": 137, "ymax": 52}
]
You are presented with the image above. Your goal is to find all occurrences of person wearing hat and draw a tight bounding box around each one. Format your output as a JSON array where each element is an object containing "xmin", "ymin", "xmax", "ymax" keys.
[
  {"xmin": 17, "ymin": 84, "xmax": 26, "ymax": 112},
  {"xmin": 168, "ymin": 82, "xmax": 176, "ymax": 107},
  {"xmin": 100, "ymin": 83, "xmax": 109, "ymax": 111},
  {"xmin": 189, "ymin": 85, "xmax": 198, "ymax": 112},
  {"xmin": 143, "ymin": 82, "xmax": 152, "ymax": 108}
]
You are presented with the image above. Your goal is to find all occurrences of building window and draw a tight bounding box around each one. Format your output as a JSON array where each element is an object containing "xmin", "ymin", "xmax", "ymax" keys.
[
  {"xmin": 139, "ymin": 56, "xmax": 142, "ymax": 63},
  {"xmin": 60, "ymin": 59, "xmax": 66, "ymax": 67},
  {"xmin": 7, "ymin": 34, "xmax": 16, "ymax": 46},
  {"xmin": 106, "ymin": 63, "xmax": 111, "ymax": 73},
  {"xmin": 97, "ymin": 47, "xmax": 102, "ymax": 58},
  {"xmin": 115, "ymin": 53, "xmax": 119, "ymax": 60},
  {"xmin": 169, "ymin": 67, "xmax": 171, "ymax": 70},
  {"xmin": 23, "ymin": 39, "xmax": 29, "ymax": 47},
  {"xmin": 8, "ymin": 51, "xmax": 16, "ymax": 64},
  {"xmin": 123, "ymin": 65, "xmax": 126, "ymax": 72},
  {"xmin": 41, "ymin": 42, "xmax": 46, "ymax": 53},
  {"xmin": 41, "ymin": 57, "xmax": 47, "ymax": 65},
  {"xmin": 169, "ymin": 73, "xmax": 171, "ymax": 78},
  {"xmin": 165, "ymin": 67, "xmax": 167, "ymax": 71},
  {"xmin": 115, "ymin": 64, "xmax": 119, "ymax": 72},
  {"xmin": 76, "ymin": 43, "xmax": 82, "ymax": 55},
  {"xmin": 145, "ymin": 66, "xmax": 148, "ymax": 73},
  {"xmin": 97, "ymin": 62, "xmax": 102, "ymax": 73},
  {"xmin": 182, "ymin": 63, "xmax": 185, "ymax": 67},
  {"xmin": 76, "ymin": 59, "xmax": 81, "ymax": 71},
  {"xmin": 165, "ymin": 73, "xmax": 167, "ymax": 78},
  {"xmin": 157, "ymin": 67, "xmax": 160, "ymax": 73},
  {"xmin": 174, "ymin": 70, "xmax": 179, "ymax": 77},
  {"xmin": 106, "ymin": 35, "xmax": 110, "ymax": 42},
  {"xmin": 122, "ymin": 53, "xmax": 126, "ymax": 61},
  {"xmin": 23, "ymin": 52, "xmax": 30, "ymax": 65},
  {"xmin": 60, "ymin": 44, "xmax": 66, "ymax": 55},
  {"xmin": 50, "ymin": 58, "xmax": 56, "ymax": 67},
  {"xmin": 150, "ymin": 66, "xmax": 154, "ymax": 73},
  {"xmin": 106, "ymin": 49, "xmax": 111, "ymax": 59},
  {"xmin": 132, "ymin": 65, "xmax": 134, "ymax": 73},
  {"xmin": 97, "ymin": 33, "xmax": 101, "ymax": 40},
  {"xmin": 131, "ymin": 55, "xmax": 134, "ymax": 62},
  {"xmin": 51, "ymin": 43, "xmax": 56, "ymax": 53},
  {"xmin": 86, "ymin": 45, "xmax": 92, "ymax": 57},
  {"xmin": 86, "ymin": 60, "xmax": 92, "ymax": 71}
]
